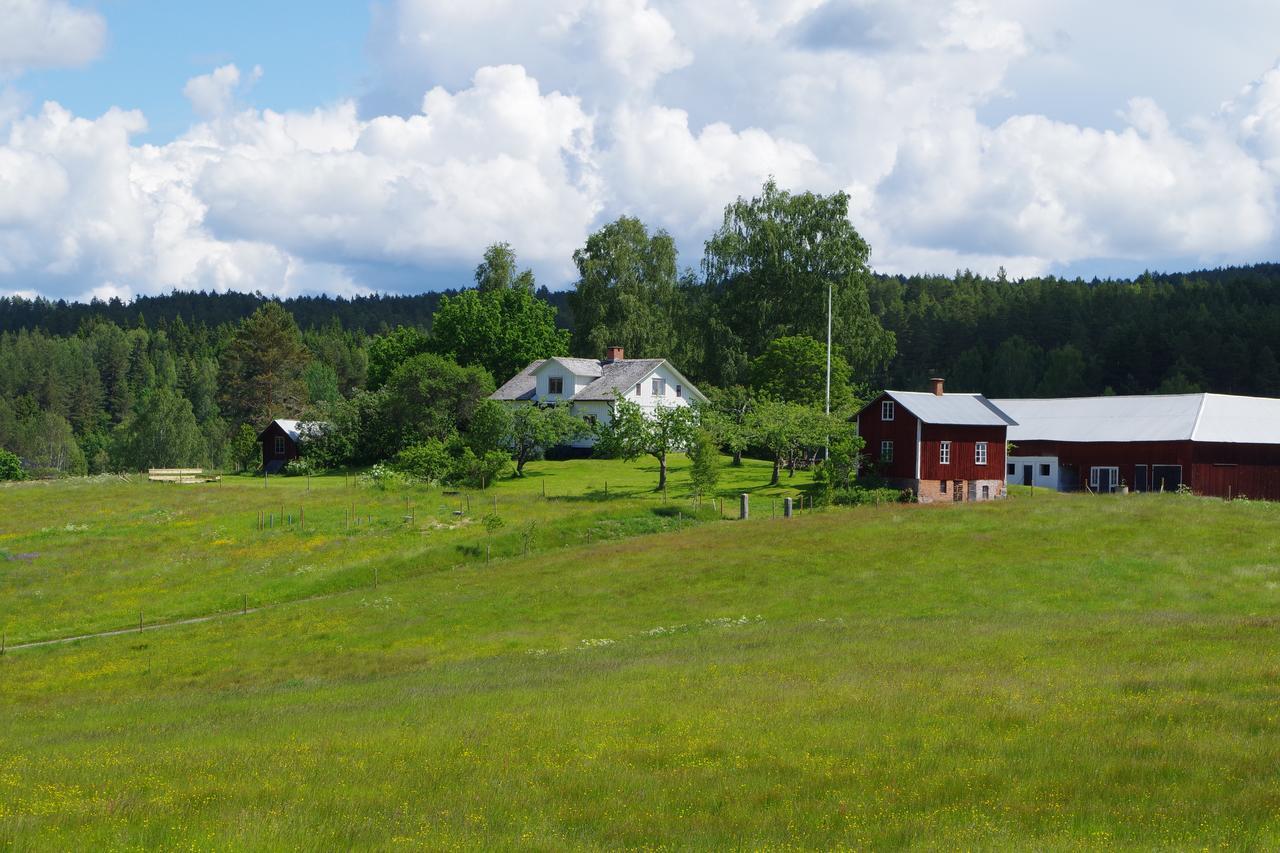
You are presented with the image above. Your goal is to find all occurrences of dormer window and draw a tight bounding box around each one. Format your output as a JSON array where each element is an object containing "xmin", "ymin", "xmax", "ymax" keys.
[
  {"xmin": 652, "ymin": 378, "xmax": 666, "ymax": 396},
  {"xmin": 882, "ymin": 400, "xmax": 895, "ymax": 421},
  {"xmin": 548, "ymin": 376, "xmax": 564, "ymax": 394}
]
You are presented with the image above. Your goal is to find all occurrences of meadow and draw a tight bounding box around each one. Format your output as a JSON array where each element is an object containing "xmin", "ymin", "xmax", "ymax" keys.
[{"xmin": 5, "ymin": 463, "xmax": 1280, "ymax": 849}]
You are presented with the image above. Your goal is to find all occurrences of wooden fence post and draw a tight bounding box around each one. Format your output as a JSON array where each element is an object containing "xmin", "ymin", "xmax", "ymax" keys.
[
  {"xmin": 783, "ymin": 497, "xmax": 793, "ymax": 518},
  {"xmin": 740, "ymin": 493, "xmax": 749, "ymax": 520}
]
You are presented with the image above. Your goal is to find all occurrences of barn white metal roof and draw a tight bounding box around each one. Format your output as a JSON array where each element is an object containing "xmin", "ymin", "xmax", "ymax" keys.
[
  {"xmin": 885, "ymin": 391, "xmax": 1015, "ymax": 426},
  {"xmin": 993, "ymin": 393, "xmax": 1280, "ymax": 444}
]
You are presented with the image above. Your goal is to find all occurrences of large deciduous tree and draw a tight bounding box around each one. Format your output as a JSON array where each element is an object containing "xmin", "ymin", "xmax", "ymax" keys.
[
  {"xmin": 702, "ymin": 179, "xmax": 895, "ymax": 388},
  {"xmin": 366, "ymin": 326, "xmax": 430, "ymax": 392},
  {"xmin": 749, "ymin": 334, "xmax": 854, "ymax": 411},
  {"xmin": 111, "ymin": 387, "xmax": 207, "ymax": 471},
  {"xmin": 430, "ymin": 245, "xmax": 569, "ymax": 382},
  {"xmin": 380, "ymin": 353, "xmax": 495, "ymax": 448},
  {"xmin": 569, "ymin": 217, "xmax": 683, "ymax": 360}
]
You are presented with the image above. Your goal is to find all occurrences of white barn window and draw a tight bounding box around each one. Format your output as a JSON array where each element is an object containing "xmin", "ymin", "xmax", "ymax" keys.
[
  {"xmin": 652, "ymin": 377, "xmax": 666, "ymax": 396},
  {"xmin": 881, "ymin": 400, "xmax": 895, "ymax": 421},
  {"xmin": 975, "ymin": 442, "xmax": 988, "ymax": 465},
  {"xmin": 940, "ymin": 441, "xmax": 951, "ymax": 464},
  {"xmin": 548, "ymin": 376, "xmax": 564, "ymax": 394}
]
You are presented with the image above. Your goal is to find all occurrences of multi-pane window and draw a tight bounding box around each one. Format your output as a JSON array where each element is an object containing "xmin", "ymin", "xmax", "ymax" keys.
[
  {"xmin": 548, "ymin": 376, "xmax": 564, "ymax": 394},
  {"xmin": 881, "ymin": 400, "xmax": 895, "ymax": 421},
  {"xmin": 675, "ymin": 385, "xmax": 682, "ymax": 398},
  {"xmin": 975, "ymin": 441, "xmax": 988, "ymax": 465},
  {"xmin": 939, "ymin": 440, "xmax": 951, "ymax": 465},
  {"xmin": 1039, "ymin": 463, "xmax": 1051, "ymax": 476},
  {"xmin": 274, "ymin": 436, "xmax": 285, "ymax": 455},
  {"xmin": 940, "ymin": 480, "xmax": 948, "ymax": 494},
  {"xmin": 652, "ymin": 377, "xmax": 666, "ymax": 396},
  {"xmin": 880, "ymin": 440, "xmax": 894, "ymax": 462}
]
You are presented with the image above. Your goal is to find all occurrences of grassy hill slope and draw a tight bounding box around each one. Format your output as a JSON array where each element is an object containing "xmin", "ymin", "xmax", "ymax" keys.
[{"xmin": 5, "ymin": 476, "xmax": 1280, "ymax": 848}]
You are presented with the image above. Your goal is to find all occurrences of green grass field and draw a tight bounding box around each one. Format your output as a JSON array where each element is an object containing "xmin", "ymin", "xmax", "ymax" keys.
[{"xmin": 5, "ymin": 462, "xmax": 1280, "ymax": 849}]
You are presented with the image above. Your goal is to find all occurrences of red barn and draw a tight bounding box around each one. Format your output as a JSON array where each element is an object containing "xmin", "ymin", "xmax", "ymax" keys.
[
  {"xmin": 856, "ymin": 379, "xmax": 1014, "ymax": 502},
  {"xmin": 995, "ymin": 393, "xmax": 1280, "ymax": 499}
]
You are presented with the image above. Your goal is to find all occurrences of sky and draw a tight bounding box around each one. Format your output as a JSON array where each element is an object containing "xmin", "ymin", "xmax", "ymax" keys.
[{"xmin": 3, "ymin": 0, "xmax": 1280, "ymax": 302}]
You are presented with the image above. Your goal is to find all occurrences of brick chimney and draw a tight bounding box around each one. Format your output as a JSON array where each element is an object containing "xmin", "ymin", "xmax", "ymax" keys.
[
  {"xmin": 930, "ymin": 377, "xmax": 945, "ymax": 396},
  {"xmin": 605, "ymin": 346, "xmax": 625, "ymax": 363}
]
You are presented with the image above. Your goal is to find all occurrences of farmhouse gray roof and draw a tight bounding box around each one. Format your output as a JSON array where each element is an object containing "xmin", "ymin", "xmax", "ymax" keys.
[
  {"xmin": 995, "ymin": 393, "xmax": 1280, "ymax": 444},
  {"xmin": 573, "ymin": 359, "xmax": 666, "ymax": 401},
  {"xmin": 491, "ymin": 357, "xmax": 705, "ymax": 404},
  {"xmin": 491, "ymin": 360, "xmax": 545, "ymax": 401},
  {"xmin": 884, "ymin": 390, "xmax": 1016, "ymax": 427}
]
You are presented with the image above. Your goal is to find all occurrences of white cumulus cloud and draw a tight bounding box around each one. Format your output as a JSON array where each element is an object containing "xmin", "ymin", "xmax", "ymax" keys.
[
  {"xmin": 0, "ymin": 0, "xmax": 105, "ymax": 76},
  {"xmin": 6, "ymin": 0, "xmax": 1280, "ymax": 298}
]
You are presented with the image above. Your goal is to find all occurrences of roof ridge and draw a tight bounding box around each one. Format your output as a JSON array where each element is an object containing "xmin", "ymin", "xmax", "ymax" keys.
[{"xmin": 1189, "ymin": 392, "xmax": 1209, "ymax": 442}]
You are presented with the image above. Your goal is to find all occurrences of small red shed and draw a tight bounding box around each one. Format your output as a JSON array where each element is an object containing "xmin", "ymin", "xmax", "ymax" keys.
[
  {"xmin": 856, "ymin": 378, "xmax": 1014, "ymax": 502},
  {"xmin": 258, "ymin": 419, "xmax": 326, "ymax": 474}
]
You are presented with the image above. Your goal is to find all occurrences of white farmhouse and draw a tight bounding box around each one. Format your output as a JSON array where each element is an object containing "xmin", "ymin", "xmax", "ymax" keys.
[{"xmin": 490, "ymin": 347, "xmax": 707, "ymax": 449}]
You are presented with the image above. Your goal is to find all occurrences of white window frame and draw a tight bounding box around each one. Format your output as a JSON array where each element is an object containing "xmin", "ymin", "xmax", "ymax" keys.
[
  {"xmin": 939, "ymin": 440, "xmax": 951, "ymax": 465},
  {"xmin": 548, "ymin": 375, "xmax": 564, "ymax": 395},
  {"xmin": 880, "ymin": 440, "xmax": 893, "ymax": 462},
  {"xmin": 652, "ymin": 377, "xmax": 666, "ymax": 396},
  {"xmin": 1090, "ymin": 466, "xmax": 1120, "ymax": 492},
  {"xmin": 975, "ymin": 441, "xmax": 988, "ymax": 465},
  {"xmin": 635, "ymin": 382, "xmax": 642, "ymax": 396},
  {"xmin": 881, "ymin": 400, "xmax": 895, "ymax": 421}
]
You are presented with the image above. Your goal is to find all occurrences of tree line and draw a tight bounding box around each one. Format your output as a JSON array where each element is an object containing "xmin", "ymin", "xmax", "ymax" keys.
[{"xmin": 0, "ymin": 177, "xmax": 1277, "ymax": 484}]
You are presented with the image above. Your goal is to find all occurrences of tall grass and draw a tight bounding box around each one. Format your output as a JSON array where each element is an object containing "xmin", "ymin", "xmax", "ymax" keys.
[{"xmin": 5, "ymin": 480, "xmax": 1280, "ymax": 848}]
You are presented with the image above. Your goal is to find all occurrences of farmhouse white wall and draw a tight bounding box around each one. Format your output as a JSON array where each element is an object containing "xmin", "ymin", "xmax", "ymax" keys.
[{"xmin": 492, "ymin": 355, "xmax": 705, "ymax": 449}]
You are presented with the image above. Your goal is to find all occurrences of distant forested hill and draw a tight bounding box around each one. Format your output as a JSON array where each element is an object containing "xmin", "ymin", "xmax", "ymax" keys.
[
  {"xmin": 3, "ymin": 264, "xmax": 1279, "ymax": 399},
  {"xmin": 871, "ymin": 264, "xmax": 1280, "ymax": 397},
  {"xmin": 0, "ymin": 288, "xmax": 574, "ymax": 336}
]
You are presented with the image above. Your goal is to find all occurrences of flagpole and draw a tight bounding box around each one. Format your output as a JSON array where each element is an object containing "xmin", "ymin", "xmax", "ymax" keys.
[{"xmin": 825, "ymin": 280, "xmax": 832, "ymax": 459}]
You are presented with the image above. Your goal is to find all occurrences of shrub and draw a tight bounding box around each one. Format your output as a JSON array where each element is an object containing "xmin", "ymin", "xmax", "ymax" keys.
[
  {"xmin": 282, "ymin": 457, "xmax": 317, "ymax": 477},
  {"xmin": 359, "ymin": 463, "xmax": 405, "ymax": 491},
  {"xmin": 0, "ymin": 448, "xmax": 24, "ymax": 481},
  {"xmin": 454, "ymin": 448, "xmax": 512, "ymax": 488},
  {"xmin": 394, "ymin": 440, "xmax": 453, "ymax": 484},
  {"xmin": 831, "ymin": 486, "xmax": 914, "ymax": 506}
]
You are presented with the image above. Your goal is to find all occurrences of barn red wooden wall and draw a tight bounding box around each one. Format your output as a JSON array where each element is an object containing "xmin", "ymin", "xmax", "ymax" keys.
[
  {"xmin": 919, "ymin": 423, "xmax": 1006, "ymax": 481},
  {"xmin": 855, "ymin": 393, "xmax": 919, "ymax": 479}
]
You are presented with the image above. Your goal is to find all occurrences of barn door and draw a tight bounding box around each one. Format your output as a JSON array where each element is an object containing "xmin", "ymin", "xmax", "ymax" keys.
[
  {"xmin": 1022, "ymin": 465, "xmax": 1033, "ymax": 486},
  {"xmin": 1133, "ymin": 465, "xmax": 1148, "ymax": 493},
  {"xmin": 1090, "ymin": 467, "xmax": 1119, "ymax": 493}
]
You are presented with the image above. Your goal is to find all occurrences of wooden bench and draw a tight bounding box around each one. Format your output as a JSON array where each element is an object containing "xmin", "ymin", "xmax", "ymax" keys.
[{"xmin": 148, "ymin": 468, "xmax": 221, "ymax": 484}]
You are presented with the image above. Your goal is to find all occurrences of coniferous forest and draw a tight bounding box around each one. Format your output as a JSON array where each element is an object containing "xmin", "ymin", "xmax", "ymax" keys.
[{"xmin": 0, "ymin": 179, "xmax": 1277, "ymax": 477}]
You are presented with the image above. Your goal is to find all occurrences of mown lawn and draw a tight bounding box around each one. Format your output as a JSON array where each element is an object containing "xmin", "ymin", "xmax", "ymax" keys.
[{"xmin": 5, "ymin": 476, "xmax": 1280, "ymax": 849}]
